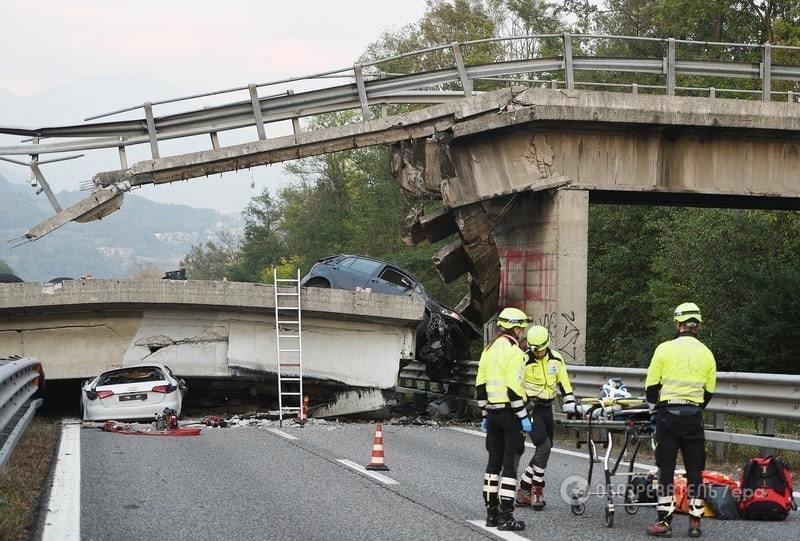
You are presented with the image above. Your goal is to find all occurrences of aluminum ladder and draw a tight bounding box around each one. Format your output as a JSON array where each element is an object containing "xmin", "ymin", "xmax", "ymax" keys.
[{"xmin": 273, "ymin": 269, "xmax": 303, "ymax": 427}]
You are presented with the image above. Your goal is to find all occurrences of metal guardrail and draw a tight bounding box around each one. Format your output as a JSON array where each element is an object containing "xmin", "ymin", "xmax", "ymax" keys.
[
  {"xmin": 3, "ymin": 33, "xmax": 800, "ymax": 165},
  {"xmin": 568, "ymin": 365, "xmax": 800, "ymax": 421},
  {"xmin": 398, "ymin": 361, "xmax": 800, "ymax": 452},
  {"xmin": 0, "ymin": 356, "xmax": 44, "ymax": 471}
]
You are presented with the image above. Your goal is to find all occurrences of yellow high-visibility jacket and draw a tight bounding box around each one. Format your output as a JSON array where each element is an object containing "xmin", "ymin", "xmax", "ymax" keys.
[
  {"xmin": 645, "ymin": 333, "xmax": 716, "ymax": 406},
  {"xmin": 523, "ymin": 349, "xmax": 574, "ymax": 402},
  {"xmin": 476, "ymin": 335, "xmax": 527, "ymax": 419}
]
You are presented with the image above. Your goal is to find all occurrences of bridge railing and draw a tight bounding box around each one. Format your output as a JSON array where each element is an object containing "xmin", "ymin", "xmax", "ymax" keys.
[
  {"xmin": 0, "ymin": 356, "xmax": 44, "ymax": 472},
  {"xmin": 398, "ymin": 361, "xmax": 800, "ymax": 454},
  {"xmin": 3, "ymin": 33, "xmax": 800, "ymax": 166}
]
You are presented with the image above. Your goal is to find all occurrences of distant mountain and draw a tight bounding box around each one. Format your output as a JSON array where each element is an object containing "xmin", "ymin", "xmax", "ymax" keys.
[{"xmin": 0, "ymin": 172, "xmax": 241, "ymax": 281}]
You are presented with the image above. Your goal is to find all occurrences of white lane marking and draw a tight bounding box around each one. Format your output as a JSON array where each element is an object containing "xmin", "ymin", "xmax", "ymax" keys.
[
  {"xmin": 448, "ymin": 426, "xmax": 658, "ymax": 472},
  {"xmin": 467, "ymin": 520, "xmax": 529, "ymax": 540},
  {"xmin": 337, "ymin": 459, "xmax": 398, "ymax": 485},
  {"xmin": 42, "ymin": 422, "xmax": 81, "ymax": 541},
  {"xmin": 266, "ymin": 427, "xmax": 298, "ymax": 440}
]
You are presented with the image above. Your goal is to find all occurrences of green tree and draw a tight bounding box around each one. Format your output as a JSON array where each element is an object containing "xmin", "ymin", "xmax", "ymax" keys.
[
  {"xmin": 228, "ymin": 190, "xmax": 286, "ymax": 282},
  {"xmin": 0, "ymin": 260, "xmax": 15, "ymax": 275},
  {"xmin": 182, "ymin": 231, "xmax": 241, "ymax": 280}
]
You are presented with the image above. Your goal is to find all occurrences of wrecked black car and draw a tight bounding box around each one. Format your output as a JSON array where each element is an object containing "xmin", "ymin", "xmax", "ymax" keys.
[{"xmin": 300, "ymin": 254, "xmax": 479, "ymax": 380}]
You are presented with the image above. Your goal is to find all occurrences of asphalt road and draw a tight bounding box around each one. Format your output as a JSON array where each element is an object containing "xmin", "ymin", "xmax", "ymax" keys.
[{"xmin": 79, "ymin": 421, "xmax": 799, "ymax": 540}]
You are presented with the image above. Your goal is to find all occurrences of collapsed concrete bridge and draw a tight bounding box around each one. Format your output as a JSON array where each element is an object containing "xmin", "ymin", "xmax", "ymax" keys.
[{"xmin": 7, "ymin": 87, "xmax": 800, "ymax": 365}]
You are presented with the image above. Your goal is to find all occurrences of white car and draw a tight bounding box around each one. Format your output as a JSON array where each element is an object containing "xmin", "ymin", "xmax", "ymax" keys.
[{"xmin": 80, "ymin": 364, "xmax": 186, "ymax": 422}]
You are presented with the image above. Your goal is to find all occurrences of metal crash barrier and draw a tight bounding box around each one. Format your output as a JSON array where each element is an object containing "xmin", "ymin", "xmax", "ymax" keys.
[
  {"xmin": 0, "ymin": 356, "xmax": 44, "ymax": 471},
  {"xmin": 398, "ymin": 361, "xmax": 800, "ymax": 453}
]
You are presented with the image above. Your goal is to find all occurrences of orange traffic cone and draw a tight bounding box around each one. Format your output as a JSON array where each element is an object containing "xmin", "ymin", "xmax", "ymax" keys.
[
  {"xmin": 297, "ymin": 395, "xmax": 309, "ymax": 424},
  {"xmin": 365, "ymin": 423, "xmax": 390, "ymax": 471}
]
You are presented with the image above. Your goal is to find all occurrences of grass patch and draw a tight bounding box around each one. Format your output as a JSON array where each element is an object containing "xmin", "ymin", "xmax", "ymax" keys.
[{"xmin": 0, "ymin": 417, "xmax": 59, "ymax": 541}]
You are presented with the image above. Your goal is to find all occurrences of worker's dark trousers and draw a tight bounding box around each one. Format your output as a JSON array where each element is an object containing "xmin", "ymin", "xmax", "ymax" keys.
[
  {"xmin": 655, "ymin": 408, "xmax": 706, "ymax": 520},
  {"xmin": 520, "ymin": 401, "xmax": 553, "ymax": 489},
  {"xmin": 485, "ymin": 410, "xmax": 524, "ymax": 514}
]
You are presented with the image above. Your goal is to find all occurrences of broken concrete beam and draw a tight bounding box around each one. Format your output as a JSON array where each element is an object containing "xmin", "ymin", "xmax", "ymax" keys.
[
  {"xmin": 433, "ymin": 240, "xmax": 468, "ymax": 284},
  {"xmin": 455, "ymin": 288, "xmax": 483, "ymax": 327},
  {"xmin": 23, "ymin": 189, "xmax": 125, "ymax": 241},
  {"xmin": 402, "ymin": 208, "xmax": 426, "ymax": 246},
  {"xmin": 419, "ymin": 206, "xmax": 458, "ymax": 243},
  {"xmin": 452, "ymin": 203, "xmax": 501, "ymax": 323}
]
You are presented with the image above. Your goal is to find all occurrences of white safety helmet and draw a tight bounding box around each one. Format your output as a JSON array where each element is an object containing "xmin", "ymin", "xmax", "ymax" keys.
[{"xmin": 599, "ymin": 377, "xmax": 631, "ymax": 399}]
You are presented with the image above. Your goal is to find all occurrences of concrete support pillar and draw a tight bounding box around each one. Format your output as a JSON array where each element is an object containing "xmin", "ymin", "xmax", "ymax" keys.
[{"xmin": 491, "ymin": 189, "xmax": 588, "ymax": 364}]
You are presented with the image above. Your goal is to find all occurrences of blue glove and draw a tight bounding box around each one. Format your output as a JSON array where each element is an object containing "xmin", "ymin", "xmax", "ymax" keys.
[
  {"xmin": 521, "ymin": 417, "xmax": 532, "ymax": 433},
  {"xmin": 481, "ymin": 418, "xmax": 488, "ymax": 432},
  {"xmin": 650, "ymin": 413, "xmax": 657, "ymax": 433}
]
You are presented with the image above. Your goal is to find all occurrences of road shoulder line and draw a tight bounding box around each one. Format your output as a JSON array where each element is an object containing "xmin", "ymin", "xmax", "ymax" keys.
[
  {"xmin": 266, "ymin": 427, "xmax": 299, "ymax": 440},
  {"xmin": 41, "ymin": 422, "xmax": 81, "ymax": 541},
  {"xmin": 336, "ymin": 459, "xmax": 398, "ymax": 485}
]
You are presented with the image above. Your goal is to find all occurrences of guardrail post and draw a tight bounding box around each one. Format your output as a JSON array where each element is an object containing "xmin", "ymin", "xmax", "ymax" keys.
[
  {"xmin": 551, "ymin": 79, "xmax": 558, "ymax": 89},
  {"xmin": 117, "ymin": 141, "xmax": 128, "ymax": 169},
  {"xmin": 353, "ymin": 64, "xmax": 371, "ymax": 121},
  {"xmin": 713, "ymin": 413, "xmax": 725, "ymax": 462},
  {"xmin": 287, "ymin": 90, "xmax": 301, "ymax": 135},
  {"xmin": 248, "ymin": 84, "xmax": 267, "ymax": 141},
  {"xmin": 788, "ymin": 90, "xmax": 794, "ymax": 103},
  {"xmin": 762, "ymin": 42, "xmax": 772, "ymax": 102},
  {"xmin": 143, "ymin": 102, "xmax": 160, "ymax": 159},
  {"xmin": 210, "ymin": 132, "xmax": 220, "ymax": 150},
  {"xmin": 761, "ymin": 417, "xmax": 775, "ymax": 456},
  {"xmin": 631, "ymin": 83, "xmax": 638, "ymax": 95},
  {"xmin": 666, "ymin": 38, "xmax": 676, "ymax": 96},
  {"xmin": 563, "ymin": 32, "xmax": 574, "ymax": 90},
  {"xmin": 451, "ymin": 42, "xmax": 473, "ymax": 97},
  {"xmin": 709, "ymin": 87, "xmax": 716, "ymax": 99}
]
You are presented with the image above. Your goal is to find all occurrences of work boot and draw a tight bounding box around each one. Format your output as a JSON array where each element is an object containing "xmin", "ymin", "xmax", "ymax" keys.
[
  {"xmin": 688, "ymin": 517, "xmax": 702, "ymax": 538},
  {"xmin": 498, "ymin": 501, "xmax": 525, "ymax": 531},
  {"xmin": 531, "ymin": 483, "xmax": 545, "ymax": 511},
  {"xmin": 646, "ymin": 519, "xmax": 673, "ymax": 538},
  {"xmin": 515, "ymin": 486, "xmax": 532, "ymax": 506},
  {"xmin": 485, "ymin": 506, "xmax": 499, "ymax": 528},
  {"xmin": 497, "ymin": 517, "xmax": 526, "ymax": 531}
]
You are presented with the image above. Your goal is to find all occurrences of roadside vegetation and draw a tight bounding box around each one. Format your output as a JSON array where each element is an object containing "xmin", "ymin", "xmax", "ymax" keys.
[
  {"xmin": 182, "ymin": 0, "xmax": 800, "ymax": 375},
  {"xmin": 0, "ymin": 418, "xmax": 59, "ymax": 541}
]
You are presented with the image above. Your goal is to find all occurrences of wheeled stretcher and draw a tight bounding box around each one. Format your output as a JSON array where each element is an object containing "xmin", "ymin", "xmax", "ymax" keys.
[{"xmin": 558, "ymin": 398, "xmax": 657, "ymax": 528}]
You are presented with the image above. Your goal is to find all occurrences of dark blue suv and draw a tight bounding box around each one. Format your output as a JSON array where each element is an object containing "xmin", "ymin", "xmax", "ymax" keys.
[{"xmin": 301, "ymin": 254, "xmax": 478, "ymax": 380}]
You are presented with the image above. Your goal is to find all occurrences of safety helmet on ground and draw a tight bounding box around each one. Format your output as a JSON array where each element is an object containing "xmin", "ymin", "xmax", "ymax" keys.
[
  {"xmin": 496, "ymin": 307, "xmax": 530, "ymax": 330},
  {"xmin": 673, "ymin": 302, "xmax": 702, "ymax": 323},
  {"xmin": 526, "ymin": 325, "xmax": 550, "ymax": 352}
]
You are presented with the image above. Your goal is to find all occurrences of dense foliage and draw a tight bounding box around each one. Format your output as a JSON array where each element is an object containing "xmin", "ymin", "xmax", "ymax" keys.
[{"xmin": 182, "ymin": 1, "xmax": 800, "ymax": 374}]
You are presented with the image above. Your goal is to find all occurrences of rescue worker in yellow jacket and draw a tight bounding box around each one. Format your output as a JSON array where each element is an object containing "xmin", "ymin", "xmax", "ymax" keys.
[
  {"xmin": 515, "ymin": 325, "xmax": 578, "ymax": 510},
  {"xmin": 476, "ymin": 307, "xmax": 531, "ymax": 531},
  {"xmin": 645, "ymin": 302, "xmax": 716, "ymax": 539}
]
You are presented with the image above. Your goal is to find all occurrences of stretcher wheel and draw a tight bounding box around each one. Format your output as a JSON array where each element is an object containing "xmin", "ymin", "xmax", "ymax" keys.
[
  {"xmin": 624, "ymin": 487, "xmax": 639, "ymax": 514},
  {"xmin": 605, "ymin": 507, "xmax": 614, "ymax": 527},
  {"xmin": 571, "ymin": 503, "xmax": 586, "ymax": 516}
]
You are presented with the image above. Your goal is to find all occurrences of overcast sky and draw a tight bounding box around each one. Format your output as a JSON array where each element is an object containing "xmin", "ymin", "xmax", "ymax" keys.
[{"xmin": 0, "ymin": 0, "xmax": 430, "ymax": 214}]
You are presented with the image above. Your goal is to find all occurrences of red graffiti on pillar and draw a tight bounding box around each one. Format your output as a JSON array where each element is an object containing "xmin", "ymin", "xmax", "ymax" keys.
[{"xmin": 497, "ymin": 248, "xmax": 552, "ymax": 310}]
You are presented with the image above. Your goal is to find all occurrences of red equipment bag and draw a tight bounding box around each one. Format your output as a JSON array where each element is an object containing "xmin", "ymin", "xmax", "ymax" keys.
[{"xmin": 739, "ymin": 456, "xmax": 797, "ymax": 520}]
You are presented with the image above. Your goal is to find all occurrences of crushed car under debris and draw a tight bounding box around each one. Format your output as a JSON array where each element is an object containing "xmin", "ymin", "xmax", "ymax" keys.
[{"xmin": 300, "ymin": 254, "xmax": 478, "ymax": 380}]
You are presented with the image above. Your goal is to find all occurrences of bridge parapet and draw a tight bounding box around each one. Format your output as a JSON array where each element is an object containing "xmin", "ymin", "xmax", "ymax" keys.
[{"xmin": 0, "ymin": 279, "xmax": 424, "ymax": 386}]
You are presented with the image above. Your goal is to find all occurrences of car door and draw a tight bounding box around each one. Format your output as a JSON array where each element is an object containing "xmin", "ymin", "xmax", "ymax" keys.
[
  {"xmin": 370, "ymin": 264, "xmax": 416, "ymax": 295},
  {"xmin": 341, "ymin": 257, "xmax": 383, "ymax": 289}
]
